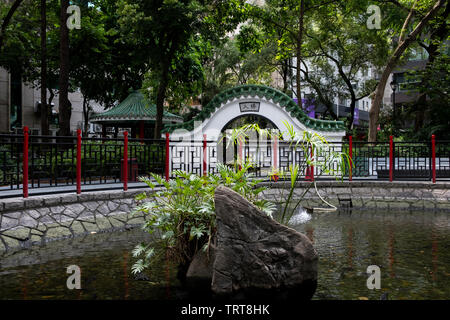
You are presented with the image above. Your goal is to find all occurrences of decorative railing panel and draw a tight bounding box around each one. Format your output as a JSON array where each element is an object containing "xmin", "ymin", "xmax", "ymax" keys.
[{"xmin": 1, "ymin": 133, "xmax": 449, "ymax": 198}]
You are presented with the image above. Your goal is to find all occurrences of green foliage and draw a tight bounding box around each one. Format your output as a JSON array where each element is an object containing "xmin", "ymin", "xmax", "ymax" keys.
[
  {"xmin": 224, "ymin": 120, "xmax": 351, "ymax": 225},
  {"xmin": 131, "ymin": 161, "xmax": 275, "ymax": 275},
  {"xmin": 116, "ymin": 0, "xmax": 246, "ymax": 135}
]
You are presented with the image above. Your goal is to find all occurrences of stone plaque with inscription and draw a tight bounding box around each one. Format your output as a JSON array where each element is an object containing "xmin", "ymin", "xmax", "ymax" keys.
[{"xmin": 239, "ymin": 102, "xmax": 260, "ymax": 113}]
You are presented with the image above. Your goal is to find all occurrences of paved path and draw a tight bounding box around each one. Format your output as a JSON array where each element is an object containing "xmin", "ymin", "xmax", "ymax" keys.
[{"xmin": 0, "ymin": 182, "xmax": 148, "ymax": 199}]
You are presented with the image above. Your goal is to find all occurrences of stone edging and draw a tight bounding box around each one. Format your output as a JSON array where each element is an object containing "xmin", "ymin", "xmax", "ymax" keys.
[
  {"xmin": 258, "ymin": 180, "xmax": 450, "ymax": 210},
  {"xmin": 0, "ymin": 188, "xmax": 153, "ymax": 252}
]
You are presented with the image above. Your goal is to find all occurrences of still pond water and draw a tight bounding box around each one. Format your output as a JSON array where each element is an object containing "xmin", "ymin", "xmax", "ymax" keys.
[{"xmin": 0, "ymin": 208, "xmax": 449, "ymax": 300}]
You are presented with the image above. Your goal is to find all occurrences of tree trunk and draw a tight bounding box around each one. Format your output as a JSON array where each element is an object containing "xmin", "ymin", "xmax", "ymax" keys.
[
  {"xmin": 58, "ymin": 0, "xmax": 71, "ymax": 136},
  {"xmin": 415, "ymin": 1, "xmax": 449, "ymax": 132},
  {"xmin": 368, "ymin": 61, "xmax": 396, "ymax": 141},
  {"xmin": 154, "ymin": 69, "xmax": 169, "ymax": 139},
  {"xmin": 40, "ymin": 0, "xmax": 49, "ymax": 136},
  {"xmin": 0, "ymin": 0, "xmax": 24, "ymax": 53},
  {"xmin": 299, "ymin": 62, "xmax": 338, "ymax": 120},
  {"xmin": 295, "ymin": 0, "xmax": 305, "ymax": 108},
  {"xmin": 282, "ymin": 59, "xmax": 289, "ymax": 94},
  {"xmin": 82, "ymin": 96, "xmax": 89, "ymax": 137},
  {"xmin": 368, "ymin": 0, "xmax": 445, "ymax": 142}
]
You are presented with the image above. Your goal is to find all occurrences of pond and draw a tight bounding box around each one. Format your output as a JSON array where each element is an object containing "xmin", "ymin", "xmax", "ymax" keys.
[{"xmin": 0, "ymin": 208, "xmax": 449, "ymax": 300}]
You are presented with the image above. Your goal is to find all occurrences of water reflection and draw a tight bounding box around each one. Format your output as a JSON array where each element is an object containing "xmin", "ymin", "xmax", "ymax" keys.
[
  {"xmin": 0, "ymin": 209, "xmax": 448, "ymax": 300},
  {"xmin": 290, "ymin": 209, "xmax": 450, "ymax": 300}
]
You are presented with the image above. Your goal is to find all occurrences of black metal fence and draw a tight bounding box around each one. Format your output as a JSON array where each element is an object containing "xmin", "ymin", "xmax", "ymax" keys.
[
  {"xmin": 0, "ymin": 134, "xmax": 165, "ymax": 192},
  {"xmin": 1, "ymin": 133, "xmax": 449, "ymax": 198}
]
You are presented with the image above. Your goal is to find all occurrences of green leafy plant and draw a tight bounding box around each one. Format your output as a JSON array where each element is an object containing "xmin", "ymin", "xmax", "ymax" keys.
[
  {"xmin": 131, "ymin": 161, "xmax": 275, "ymax": 277},
  {"xmin": 224, "ymin": 120, "xmax": 352, "ymax": 225}
]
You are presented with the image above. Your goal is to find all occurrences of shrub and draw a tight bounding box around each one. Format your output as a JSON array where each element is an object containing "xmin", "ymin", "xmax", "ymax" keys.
[{"xmin": 130, "ymin": 162, "xmax": 275, "ymax": 277}]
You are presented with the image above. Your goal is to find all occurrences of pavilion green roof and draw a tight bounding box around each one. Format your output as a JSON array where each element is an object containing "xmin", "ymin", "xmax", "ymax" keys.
[{"xmin": 91, "ymin": 90, "xmax": 183, "ymax": 123}]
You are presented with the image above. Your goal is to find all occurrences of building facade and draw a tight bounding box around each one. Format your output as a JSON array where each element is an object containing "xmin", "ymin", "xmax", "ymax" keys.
[{"xmin": 0, "ymin": 67, "xmax": 94, "ymax": 135}]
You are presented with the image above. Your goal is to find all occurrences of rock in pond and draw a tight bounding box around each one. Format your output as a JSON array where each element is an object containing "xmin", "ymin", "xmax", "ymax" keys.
[
  {"xmin": 211, "ymin": 186, "xmax": 318, "ymax": 300},
  {"xmin": 186, "ymin": 248, "xmax": 215, "ymax": 293}
]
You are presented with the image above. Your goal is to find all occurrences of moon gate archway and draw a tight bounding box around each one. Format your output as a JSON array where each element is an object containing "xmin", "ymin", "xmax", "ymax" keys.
[{"xmin": 163, "ymin": 85, "xmax": 346, "ymax": 142}]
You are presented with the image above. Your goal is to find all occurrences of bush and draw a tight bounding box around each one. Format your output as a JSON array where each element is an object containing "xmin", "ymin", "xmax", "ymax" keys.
[{"xmin": 130, "ymin": 162, "xmax": 276, "ymax": 277}]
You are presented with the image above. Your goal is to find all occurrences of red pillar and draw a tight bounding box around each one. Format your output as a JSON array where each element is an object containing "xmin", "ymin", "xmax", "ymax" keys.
[
  {"xmin": 165, "ymin": 132, "xmax": 170, "ymax": 181},
  {"xmin": 305, "ymin": 145, "xmax": 314, "ymax": 181},
  {"xmin": 203, "ymin": 134, "xmax": 207, "ymax": 176},
  {"xmin": 431, "ymin": 134, "xmax": 436, "ymax": 183},
  {"xmin": 389, "ymin": 135, "xmax": 394, "ymax": 182},
  {"xmin": 349, "ymin": 135, "xmax": 353, "ymax": 181},
  {"xmin": 76, "ymin": 129, "xmax": 81, "ymax": 194},
  {"xmin": 23, "ymin": 126, "xmax": 29, "ymax": 198},
  {"xmin": 123, "ymin": 131, "xmax": 128, "ymax": 191}
]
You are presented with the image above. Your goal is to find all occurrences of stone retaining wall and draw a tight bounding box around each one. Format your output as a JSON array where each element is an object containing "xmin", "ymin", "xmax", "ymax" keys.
[
  {"xmin": 259, "ymin": 181, "xmax": 450, "ymax": 211},
  {"xmin": 0, "ymin": 189, "xmax": 151, "ymax": 252},
  {"xmin": 1, "ymin": 181, "xmax": 449, "ymax": 252}
]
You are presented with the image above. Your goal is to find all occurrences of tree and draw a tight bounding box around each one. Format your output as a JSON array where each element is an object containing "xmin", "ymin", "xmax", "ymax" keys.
[
  {"xmin": 69, "ymin": 0, "xmax": 111, "ymax": 136},
  {"xmin": 368, "ymin": 0, "xmax": 447, "ymax": 141},
  {"xmin": 40, "ymin": 0, "xmax": 48, "ymax": 136},
  {"xmin": 0, "ymin": 0, "xmax": 61, "ymax": 125},
  {"xmin": 117, "ymin": 0, "xmax": 244, "ymax": 138},
  {"xmin": 413, "ymin": 0, "xmax": 449, "ymax": 132},
  {"xmin": 58, "ymin": 0, "xmax": 70, "ymax": 136},
  {"xmin": 1, "ymin": 0, "xmax": 156, "ymax": 136},
  {"xmin": 201, "ymin": 36, "xmax": 276, "ymax": 107},
  {"xmin": 245, "ymin": 0, "xmax": 340, "ymax": 108},
  {"xmin": 302, "ymin": 1, "xmax": 388, "ymax": 129},
  {"xmin": 0, "ymin": 0, "xmax": 24, "ymax": 53},
  {"xmin": 236, "ymin": 23, "xmax": 294, "ymax": 94}
]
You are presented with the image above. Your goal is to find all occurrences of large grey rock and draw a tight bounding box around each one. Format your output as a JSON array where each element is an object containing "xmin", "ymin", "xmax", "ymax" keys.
[
  {"xmin": 211, "ymin": 186, "xmax": 318, "ymax": 300},
  {"xmin": 186, "ymin": 248, "xmax": 215, "ymax": 293}
]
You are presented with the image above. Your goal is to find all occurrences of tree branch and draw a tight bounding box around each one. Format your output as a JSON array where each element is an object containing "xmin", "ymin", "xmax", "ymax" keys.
[
  {"xmin": 399, "ymin": 0, "xmax": 418, "ymax": 43},
  {"xmin": 0, "ymin": 0, "xmax": 24, "ymax": 52}
]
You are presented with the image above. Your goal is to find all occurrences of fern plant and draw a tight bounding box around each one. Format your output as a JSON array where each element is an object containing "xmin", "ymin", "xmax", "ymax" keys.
[{"xmin": 131, "ymin": 161, "xmax": 275, "ymax": 277}]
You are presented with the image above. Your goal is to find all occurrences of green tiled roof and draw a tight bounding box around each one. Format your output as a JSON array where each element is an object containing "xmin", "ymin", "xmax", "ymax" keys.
[
  {"xmin": 91, "ymin": 90, "xmax": 182, "ymax": 123},
  {"xmin": 162, "ymin": 84, "xmax": 345, "ymax": 133}
]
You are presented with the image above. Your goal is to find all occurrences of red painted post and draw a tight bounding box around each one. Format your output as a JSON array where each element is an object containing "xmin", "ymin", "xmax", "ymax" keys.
[
  {"xmin": 123, "ymin": 131, "xmax": 128, "ymax": 191},
  {"xmin": 76, "ymin": 129, "xmax": 81, "ymax": 194},
  {"xmin": 310, "ymin": 146, "xmax": 315, "ymax": 181},
  {"xmin": 203, "ymin": 134, "xmax": 207, "ymax": 176},
  {"xmin": 349, "ymin": 135, "xmax": 353, "ymax": 181},
  {"xmin": 165, "ymin": 132, "xmax": 170, "ymax": 181},
  {"xmin": 432, "ymin": 134, "xmax": 436, "ymax": 183},
  {"xmin": 23, "ymin": 126, "xmax": 29, "ymax": 198},
  {"xmin": 389, "ymin": 135, "xmax": 394, "ymax": 182}
]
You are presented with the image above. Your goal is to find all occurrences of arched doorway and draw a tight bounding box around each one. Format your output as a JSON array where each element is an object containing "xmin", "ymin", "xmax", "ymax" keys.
[
  {"xmin": 163, "ymin": 84, "xmax": 345, "ymax": 142},
  {"xmin": 163, "ymin": 85, "xmax": 346, "ymax": 175},
  {"xmin": 221, "ymin": 114, "xmax": 278, "ymax": 165}
]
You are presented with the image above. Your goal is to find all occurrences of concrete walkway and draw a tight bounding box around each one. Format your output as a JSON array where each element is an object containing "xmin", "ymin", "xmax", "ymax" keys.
[{"xmin": 0, "ymin": 182, "xmax": 149, "ymax": 199}]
